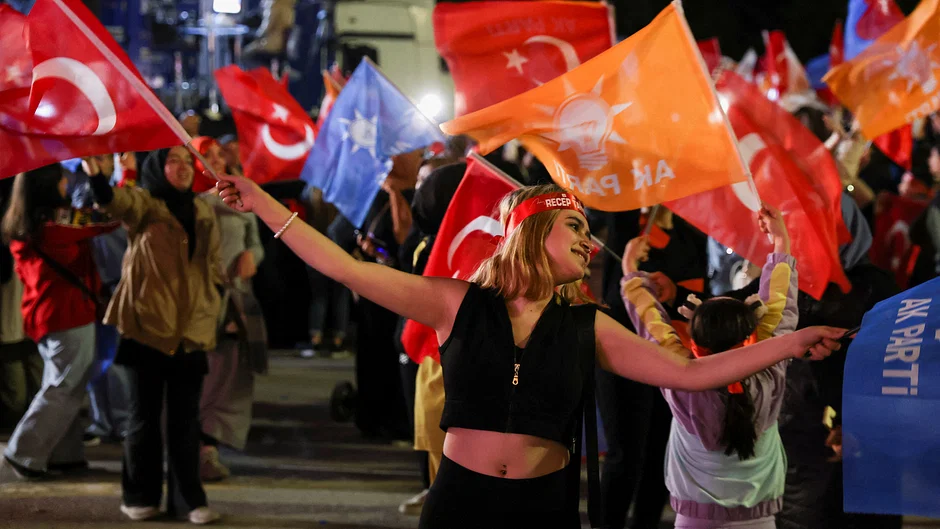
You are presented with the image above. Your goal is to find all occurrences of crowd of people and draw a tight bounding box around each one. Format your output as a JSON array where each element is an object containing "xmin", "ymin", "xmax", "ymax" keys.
[{"xmin": 0, "ymin": 75, "xmax": 936, "ymax": 529}]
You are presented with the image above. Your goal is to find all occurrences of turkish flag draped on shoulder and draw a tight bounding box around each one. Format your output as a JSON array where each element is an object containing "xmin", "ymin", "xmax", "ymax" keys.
[
  {"xmin": 0, "ymin": 0, "xmax": 185, "ymax": 179},
  {"xmin": 667, "ymin": 72, "xmax": 851, "ymax": 299},
  {"xmin": 434, "ymin": 0, "xmax": 614, "ymax": 117},
  {"xmin": 825, "ymin": 0, "xmax": 940, "ymax": 140},
  {"xmin": 214, "ymin": 65, "xmax": 316, "ymax": 184},
  {"xmin": 441, "ymin": 2, "xmax": 749, "ymax": 213},
  {"xmin": 400, "ymin": 156, "xmax": 516, "ymax": 363}
]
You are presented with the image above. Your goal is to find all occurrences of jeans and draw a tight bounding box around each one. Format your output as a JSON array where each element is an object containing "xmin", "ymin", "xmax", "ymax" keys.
[
  {"xmin": 4, "ymin": 323, "xmax": 96, "ymax": 471},
  {"xmin": 0, "ymin": 340, "xmax": 42, "ymax": 430},
  {"xmin": 85, "ymin": 323, "xmax": 130, "ymax": 438},
  {"xmin": 120, "ymin": 339, "xmax": 208, "ymax": 514},
  {"xmin": 306, "ymin": 266, "xmax": 350, "ymax": 340}
]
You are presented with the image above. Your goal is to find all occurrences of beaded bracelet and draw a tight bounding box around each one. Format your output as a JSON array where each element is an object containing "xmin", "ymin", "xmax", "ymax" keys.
[{"xmin": 273, "ymin": 212, "xmax": 299, "ymax": 239}]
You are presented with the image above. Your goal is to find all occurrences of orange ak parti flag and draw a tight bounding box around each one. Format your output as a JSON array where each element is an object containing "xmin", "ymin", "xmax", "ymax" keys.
[
  {"xmin": 825, "ymin": 0, "xmax": 940, "ymax": 140},
  {"xmin": 440, "ymin": 1, "xmax": 748, "ymax": 212}
]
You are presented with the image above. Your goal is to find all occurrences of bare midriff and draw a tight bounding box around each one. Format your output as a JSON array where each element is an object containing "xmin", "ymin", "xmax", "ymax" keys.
[{"xmin": 443, "ymin": 427, "xmax": 570, "ymax": 479}]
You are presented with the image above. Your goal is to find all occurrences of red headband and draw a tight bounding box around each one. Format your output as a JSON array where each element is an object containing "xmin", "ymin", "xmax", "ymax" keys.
[
  {"xmin": 506, "ymin": 193, "xmax": 586, "ymax": 236},
  {"xmin": 691, "ymin": 331, "xmax": 759, "ymax": 395}
]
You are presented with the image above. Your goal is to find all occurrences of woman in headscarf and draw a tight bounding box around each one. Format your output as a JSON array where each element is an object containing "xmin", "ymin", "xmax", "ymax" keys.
[
  {"xmin": 84, "ymin": 146, "xmax": 224, "ymax": 525},
  {"xmin": 190, "ymin": 137, "xmax": 267, "ymax": 482}
]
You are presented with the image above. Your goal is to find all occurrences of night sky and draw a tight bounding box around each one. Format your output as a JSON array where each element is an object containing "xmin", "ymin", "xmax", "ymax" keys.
[{"xmin": 610, "ymin": 0, "xmax": 921, "ymax": 62}]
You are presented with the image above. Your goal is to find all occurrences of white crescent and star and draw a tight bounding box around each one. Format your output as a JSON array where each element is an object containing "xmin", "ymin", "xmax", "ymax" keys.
[
  {"xmin": 447, "ymin": 216, "xmax": 504, "ymax": 269},
  {"xmin": 31, "ymin": 57, "xmax": 116, "ymax": 135},
  {"xmin": 260, "ymin": 102, "xmax": 315, "ymax": 161},
  {"xmin": 733, "ymin": 132, "xmax": 765, "ymax": 212},
  {"xmin": 261, "ymin": 123, "xmax": 315, "ymax": 161},
  {"xmin": 502, "ymin": 35, "xmax": 582, "ymax": 86}
]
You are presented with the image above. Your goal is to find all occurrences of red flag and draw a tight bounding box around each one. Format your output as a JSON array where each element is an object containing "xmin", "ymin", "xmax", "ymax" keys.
[
  {"xmin": 400, "ymin": 156, "xmax": 516, "ymax": 363},
  {"xmin": 869, "ymin": 193, "xmax": 929, "ymax": 289},
  {"xmin": 667, "ymin": 72, "xmax": 851, "ymax": 299},
  {"xmin": 434, "ymin": 1, "xmax": 613, "ymax": 116},
  {"xmin": 0, "ymin": 0, "xmax": 185, "ymax": 179},
  {"xmin": 214, "ymin": 65, "xmax": 316, "ymax": 184},
  {"xmin": 874, "ymin": 125, "xmax": 913, "ymax": 169},
  {"xmin": 761, "ymin": 30, "xmax": 790, "ymax": 98},
  {"xmin": 819, "ymin": 21, "xmax": 844, "ymax": 106},
  {"xmin": 831, "ymin": 21, "xmax": 845, "ymax": 68},
  {"xmin": 697, "ymin": 38, "xmax": 722, "ymax": 77}
]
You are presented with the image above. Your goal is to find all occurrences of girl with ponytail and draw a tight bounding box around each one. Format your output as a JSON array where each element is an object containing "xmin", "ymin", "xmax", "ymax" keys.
[{"xmin": 620, "ymin": 206, "xmax": 796, "ymax": 529}]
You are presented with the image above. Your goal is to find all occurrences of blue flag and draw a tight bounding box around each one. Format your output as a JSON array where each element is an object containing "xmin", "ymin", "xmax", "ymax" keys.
[
  {"xmin": 844, "ymin": 0, "xmax": 904, "ymax": 61},
  {"xmin": 301, "ymin": 59, "xmax": 445, "ymax": 228},
  {"xmin": 843, "ymin": 276, "xmax": 940, "ymax": 517}
]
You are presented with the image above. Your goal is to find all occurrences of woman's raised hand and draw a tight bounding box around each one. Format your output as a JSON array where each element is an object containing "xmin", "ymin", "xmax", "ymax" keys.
[{"xmin": 216, "ymin": 173, "xmax": 258, "ymax": 213}]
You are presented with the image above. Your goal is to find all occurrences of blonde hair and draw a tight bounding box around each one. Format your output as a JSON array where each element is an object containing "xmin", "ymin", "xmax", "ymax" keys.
[{"xmin": 469, "ymin": 183, "xmax": 593, "ymax": 304}]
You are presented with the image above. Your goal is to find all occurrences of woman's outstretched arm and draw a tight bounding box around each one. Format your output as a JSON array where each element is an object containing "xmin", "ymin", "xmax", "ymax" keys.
[
  {"xmin": 594, "ymin": 310, "xmax": 844, "ymax": 391},
  {"xmin": 216, "ymin": 175, "xmax": 468, "ymax": 337}
]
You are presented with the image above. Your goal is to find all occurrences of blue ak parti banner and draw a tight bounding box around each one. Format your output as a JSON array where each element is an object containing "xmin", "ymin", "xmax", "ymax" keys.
[
  {"xmin": 300, "ymin": 58, "xmax": 445, "ymax": 228},
  {"xmin": 843, "ymin": 276, "xmax": 940, "ymax": 517}
]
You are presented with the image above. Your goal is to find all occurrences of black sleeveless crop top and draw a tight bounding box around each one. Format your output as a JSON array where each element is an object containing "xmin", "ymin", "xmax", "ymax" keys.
[{"xmin": 439, "ymin": 283, "xmax": 592, "ymax": 447}]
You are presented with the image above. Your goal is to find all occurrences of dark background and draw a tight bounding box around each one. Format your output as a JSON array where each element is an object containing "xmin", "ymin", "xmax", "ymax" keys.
[{"xmin": 610, "ymin": 0, "xmax": 920, "ymax": 62}]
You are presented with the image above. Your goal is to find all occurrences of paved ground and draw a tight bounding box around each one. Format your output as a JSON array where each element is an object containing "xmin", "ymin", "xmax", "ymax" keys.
[{"xmin": 1, "ymin": 352, "xmax": 938, "ymax": 529}]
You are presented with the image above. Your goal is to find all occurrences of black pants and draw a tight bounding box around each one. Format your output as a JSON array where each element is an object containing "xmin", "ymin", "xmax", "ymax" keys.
[
  {"xmin": 118, "ymin": 339, "xmax": 208, "ymax": 515},
  {"xmin": 595, "ymin": 367, "xmax": 672, "ymax": 529},
  {"xmin": 354, "ymin": 298, "xmax": 409, "ymax": 440},
  {"xmin": 418, "ymin": 455, "xmax": 573, "ymax": 529}
]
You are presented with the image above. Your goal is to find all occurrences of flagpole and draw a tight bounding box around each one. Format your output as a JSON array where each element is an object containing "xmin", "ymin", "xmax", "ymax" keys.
[
  {"xmin": 468, "ymin": 152, "xmax": 623, "ymax": 262},
  {"xmin": 672, "ymin": 0, "xmax": 764, "ymax": 205}
]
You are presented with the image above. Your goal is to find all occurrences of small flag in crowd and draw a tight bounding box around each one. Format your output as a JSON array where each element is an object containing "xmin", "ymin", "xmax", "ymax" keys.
[
  {"xmin": 868, "ymin": 193, "xmax": 929, "ymax": 289},
  {"xmin": 401, "ymin": 155, "xmax": 516, "ymax": 364},
  {"xmin": 697, "ymin": 38, "xmax": 722, "ymax": 78},
  {"xmin": 215, "ymin": 65, "xmax": 316, "ymax": 184},
  {"xmin": 317, "ymin": 65, "xmax": 347, "ymax": 130},
  {"xmin": 843, "ymin": 276, "xmax": 940, "ymax": 517},
  {"xmin": 433, "ymin": 0, "xmax": 613, "ymax": 117},
  {"xmin": 301, "ymin": 59, "xmax": 445, "ymax": 228},
  {"xmin": 825, "ymin": 0, "xmax": 940, "ymax": 140},
  {"xmin": 441, "ymin": 2, "xmax": 748, "ymax": 213},
  {"xmin": 667, "ymin": 72, "xmax": 851, "ymax": 300},
  {"xmin": 0, "ymin": 0, "xmax": 186, "ymax": 179},
  {"xmin": 844, "ymin": 0, "xmax": 905, "ymax": 61}
]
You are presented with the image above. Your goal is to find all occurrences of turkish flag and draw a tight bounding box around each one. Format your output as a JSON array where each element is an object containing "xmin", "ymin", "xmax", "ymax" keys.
[
  {"xmin": 214, "ymin": 65, "xmax": 316, "ymax": 184},
  {"xmin": 434, "ymin": 1, "xmax": 614, "ymax": 117},
  {"xmin": 697, "ymin": 38, "xmax": 722, "ymax": 78},
  {"xmin": 825, "ymin": 0, "xmax": 940, "ymax": 139},
  {"xmin": 818, "ymin": 21, "xmax": 844, "ymax": 106},
  {"xmin": 400, "ymin": 156, "xmax": 516, "ymax": 363},
  {"xmin": 667, "ymin": 72, "xmax": 851, "ymax": 300},
  {"xmin": 442, "ymin": 3, "xmax": 748, "ymax": 213},
  {"xmin": 869, "ymin": 193, "xmax": 929, "ymax": 289},
  {"xmin": 0, "ymin": 0, "xmax": 185, "ymax": 179}
]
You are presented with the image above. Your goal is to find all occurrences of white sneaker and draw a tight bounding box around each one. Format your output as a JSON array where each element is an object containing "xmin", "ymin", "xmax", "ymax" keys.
[
  {"xmin": 199, "ymin": 446, "xmax": 230, "ymax": 482},
  {"xmin": 188, "ymin": 507, "xmax": 221, "ymax": 525},
  {"xmin": 120, "ymin": 504, "xmax": 161, "ymax": 521},
  {"xmin": 398, "ymin": 488, "xmax": 429, "ymax": 515}
]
